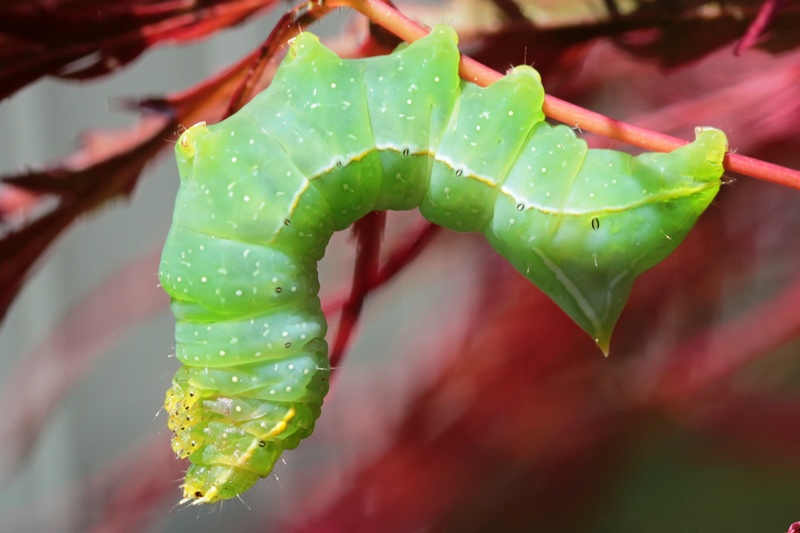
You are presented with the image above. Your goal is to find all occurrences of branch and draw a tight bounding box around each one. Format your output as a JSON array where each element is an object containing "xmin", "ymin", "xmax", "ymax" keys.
[{"xmin": 336, "ymin": 0, "xmax": 800, "ymax": 191}]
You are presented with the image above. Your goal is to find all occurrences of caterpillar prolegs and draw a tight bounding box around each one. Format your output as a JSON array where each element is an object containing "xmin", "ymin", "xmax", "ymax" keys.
[{"xmin": 159, "ymin": 25, "xmax": 727, "ymax": 503}]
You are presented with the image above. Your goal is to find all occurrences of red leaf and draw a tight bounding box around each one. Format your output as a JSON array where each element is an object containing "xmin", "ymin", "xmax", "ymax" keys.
[
  {"xmin": 0, "ymin": 247, "xmax": 168, "ymax": 476},
  {"xmin": 0, "ymin": 26, "xmax": 267, "ymax": 325},
  {"xmin": 0, "ymin": 116, "xmax": 177, "ymax": 323},
  {"xmin": 0, "ymin": 0, "xmax": 274, "ymax": 99}
]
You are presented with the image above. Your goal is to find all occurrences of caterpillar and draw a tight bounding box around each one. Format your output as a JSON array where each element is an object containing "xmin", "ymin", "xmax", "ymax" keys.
[{"xmin": 158, "ymin": 24, "xmax": 727, "ymax": 504}]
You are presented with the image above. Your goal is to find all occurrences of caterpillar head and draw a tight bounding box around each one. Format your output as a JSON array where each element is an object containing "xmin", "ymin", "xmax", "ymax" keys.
[{"xmin": 175, "ymin": 121, "xmax": 210, "ymax": 181}]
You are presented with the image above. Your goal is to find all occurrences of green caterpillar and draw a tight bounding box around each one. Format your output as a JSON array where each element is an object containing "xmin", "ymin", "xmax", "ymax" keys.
[{"xmin": 159, "ymin": 24, "xmax": 727, "ymax": 504}]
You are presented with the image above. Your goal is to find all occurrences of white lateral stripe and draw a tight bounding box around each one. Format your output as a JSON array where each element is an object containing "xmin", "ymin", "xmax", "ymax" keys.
[
  {"xmin": 531, "ymin": 247, "xmax": 602, "ymax": 334},
  {"xmin": 434, "ymin": 153, "xmax": 500, "ymax": 187},
  {"xmin": 498, "ymin": 183, "xmax": 714, "ymax": 216}
]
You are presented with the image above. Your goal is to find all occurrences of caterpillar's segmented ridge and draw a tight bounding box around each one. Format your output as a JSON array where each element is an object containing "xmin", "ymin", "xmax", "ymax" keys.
[{"xmin": 159, "ymin": 25, "xmax": 727, "ymax": 503}]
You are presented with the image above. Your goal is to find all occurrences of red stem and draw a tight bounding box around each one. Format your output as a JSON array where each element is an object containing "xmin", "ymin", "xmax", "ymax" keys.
[
  {"xmin": 322, "ymin": 220, "xmax": 440, "ymax": 315},
  {"xmin": 335, "ymin": 0, "xmax": 800, "ymax": 191},
  {"xmin": 329, "ymin": 211, "xmax": 386, "ymax": 368},
  {"xmin": 734, "ymin": 0, "xmax": 785, "ymax": 55}
]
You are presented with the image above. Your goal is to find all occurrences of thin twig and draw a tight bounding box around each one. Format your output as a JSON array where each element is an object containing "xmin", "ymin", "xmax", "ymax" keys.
[{"xmin": 335, "ymin": 0, "xmax": 800, "ymax": 191}]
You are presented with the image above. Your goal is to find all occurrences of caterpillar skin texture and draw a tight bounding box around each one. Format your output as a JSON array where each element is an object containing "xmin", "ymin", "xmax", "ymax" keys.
[{"xmin": 159, "ymin": 25, "xmax": 727, "ymax": 503}]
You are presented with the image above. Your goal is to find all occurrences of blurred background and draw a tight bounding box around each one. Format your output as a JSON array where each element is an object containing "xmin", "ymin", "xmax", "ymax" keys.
[{"xmin": 1, "ymin": 1, "xmax": 799, "ymax": 532}]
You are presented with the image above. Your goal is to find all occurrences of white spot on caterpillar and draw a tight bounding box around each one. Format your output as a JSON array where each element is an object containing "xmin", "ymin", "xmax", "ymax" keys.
[
  {"xmin": 407, "ymin": 99, "xmax": 412, "ymax": 105},
  {"xmin": 235, "ymin": 405, "xmax": 242, "ymax": 412},
  {"xmin": 219, "ymin": 350, "xmax": 226, "ymax": 356},
  {"xmin": 201, "ymin": 277, "xmax": 207, "ymax": 283},
  {"xmin": 218, "ymin": 268, "xmax": 228, "ymax": 275},
  {"xmin": 235, "ymin": 290, "xmax": 243, "ymax": 296},
  {"xmin": 269, "ymin": 389, "xmax": 276, "ymax": 395},
  {"xmin": 476, "ymin": 125, "xmax": 481, "ymax": 131},
  {"xmin": 249, "ymin": 139, "xmax": 254, "ymax": 145},
  {"xmin": 231, "ymin": 376, "xmax": 239, "ymax": 383},
  {"xmin": 310, "ymin": 103, "xmax": 320, "ymax": 109},
  {"xmin": 434, "ymin": 76, "xmax": 440, "ymax": 82},
  {"xmin": 243, "ymin": 196, "xmax": 250, "ymax": 202},
  {"xmin": 231, "ymin": 157, "xmax": 237, "ymax": 163},
  {"xmin": 288, "ymin": 364, "xmax": 295, "ymax": 370},
  {"xmin": 285, "ymin": 386, "xmax": 293, "ymax": 393}
]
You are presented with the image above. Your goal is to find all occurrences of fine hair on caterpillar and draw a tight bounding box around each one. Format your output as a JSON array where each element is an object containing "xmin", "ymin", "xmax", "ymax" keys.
[{"xmin": 158, "ymin": 24, "xmax": 727, "ymax": 504}]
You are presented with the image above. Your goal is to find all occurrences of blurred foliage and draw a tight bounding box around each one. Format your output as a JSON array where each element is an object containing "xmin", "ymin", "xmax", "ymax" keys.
[{"xmin": 1, "ymin": 0, "xmax": 799, "ymax": 531}]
